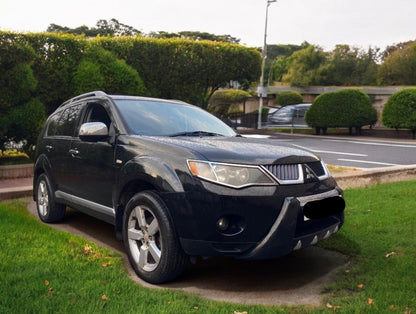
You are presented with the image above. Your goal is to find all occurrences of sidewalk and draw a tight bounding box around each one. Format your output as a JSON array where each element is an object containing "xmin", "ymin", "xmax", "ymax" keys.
[{"xmin": 0, "ymin": 177, "xmax": 33, "ymax": 201}]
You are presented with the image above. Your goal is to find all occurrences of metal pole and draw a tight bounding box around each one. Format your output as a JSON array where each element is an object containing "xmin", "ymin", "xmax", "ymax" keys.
[{"xmin": 257, "ymin": 0, "xmax": 276, "ymax": 129}]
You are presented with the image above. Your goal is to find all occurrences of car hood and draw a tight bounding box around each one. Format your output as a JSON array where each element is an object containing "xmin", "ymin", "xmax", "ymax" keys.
[{"xmin": 130, "ymin": 135, "xmax": 320, "ymax": 165}]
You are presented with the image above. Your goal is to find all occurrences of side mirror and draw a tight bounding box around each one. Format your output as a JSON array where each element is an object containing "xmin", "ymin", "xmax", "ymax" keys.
[{"xmin": 79, "ymin": 122, "xmax": 109, "ymax": 142}]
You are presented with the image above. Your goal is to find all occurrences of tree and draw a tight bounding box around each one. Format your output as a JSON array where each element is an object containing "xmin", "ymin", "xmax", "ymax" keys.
[
  {"xmin": 268, "ymin": 42, "xmax": 309, "ymax": 84},
  {"xmin": 149, "ymin": 31, "xmax": 240, "ymax": 44},
  {"xmin": 382, "ymin": 88, "xmax": 416, "ymax": 139},
  {"xmin": 282, "ymin": 45, "xmax": 327, "ymax": 87},
  {"xmin": 377, "ymin": 42, "xmax": 416, "ymax": 85},
  {"xmin": 47, "ymin": 19, "xmax": 141, "ymax": 37},
  {"xmin": 319, "ymin": 45, "xmax": 379, "ymax": 86}
]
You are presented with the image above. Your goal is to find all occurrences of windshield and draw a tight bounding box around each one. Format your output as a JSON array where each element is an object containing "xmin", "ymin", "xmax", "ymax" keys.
[
  {"xmin": 275, "ymin": 106, "xmax": 295, "ymax": 117},
  {"xmin": 114, "ymin": 99, "xmax": 237, "ymax": 137}
]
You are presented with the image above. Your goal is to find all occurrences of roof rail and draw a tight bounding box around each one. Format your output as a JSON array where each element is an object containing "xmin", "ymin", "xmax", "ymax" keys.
[{"xmin": 59, "ymin": 91, "xmax": 107, "ymax": 108}]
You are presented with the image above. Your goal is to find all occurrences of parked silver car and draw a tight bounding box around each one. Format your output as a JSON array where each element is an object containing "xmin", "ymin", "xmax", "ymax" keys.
[{"xmin": 268, "ymin": 103, "xmax": 312, "ymax": 125}]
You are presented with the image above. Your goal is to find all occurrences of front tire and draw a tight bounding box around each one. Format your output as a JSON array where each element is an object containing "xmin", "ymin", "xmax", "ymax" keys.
[
  {"xmin": 35, "ymin": 173, "xmax": 66, "ymax": 223},
  {"xmin": 123, "ymin": 191, "xmax": 188, "ymax": 284}
]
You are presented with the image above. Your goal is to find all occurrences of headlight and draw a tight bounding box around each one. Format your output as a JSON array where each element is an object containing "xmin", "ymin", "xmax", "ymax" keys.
[{"xmin": 187, "ymin": 160, "xmax": 275, "ymax": 188}]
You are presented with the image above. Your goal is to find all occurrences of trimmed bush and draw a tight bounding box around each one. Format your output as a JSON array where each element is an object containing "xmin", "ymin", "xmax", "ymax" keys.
[
  {"xmin": 275, "ymin": 91, "xmax": 303, "ymax": 106},
  {"xmin": 382, "ymin": 88, "xmax": 416, "ymax": 138},
  {"xmin": 305, "ymin": 89, "xmax": 377, "ymax": 135},
  {"xmin": 208, "ymin": 89, "xmax": 251, "ymax": 115},
  {"xmin": 72, "ymin": 45, "xmax": 147, "ymax": 96}
]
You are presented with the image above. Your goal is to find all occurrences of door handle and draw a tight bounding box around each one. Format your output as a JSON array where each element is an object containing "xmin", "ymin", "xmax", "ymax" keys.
[
  {"xmin": 45, "ymin": 145, "xmax": 53, "ymax": 152},
  {"xmin": 69, "ymin": 149, "xmax": 80, "ymax": 157}
]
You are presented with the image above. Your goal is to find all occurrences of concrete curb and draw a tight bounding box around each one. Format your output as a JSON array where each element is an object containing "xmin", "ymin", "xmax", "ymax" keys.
[{"xmin": 333, "ymin": 165, "xmax": 416, "ymax": 190}]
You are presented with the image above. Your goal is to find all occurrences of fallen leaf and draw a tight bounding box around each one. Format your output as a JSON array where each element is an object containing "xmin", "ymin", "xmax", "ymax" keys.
[
  {"xmin": 102, "ymin": 294, "xmax": 109, "ymax": 302},
  {"xmin": 326, "ymin": 303, "xmax": 333, "ymax": 309},
  {"xmin": 84, "ymin": 245, "xmax": 93, "ymax": 255},
  {"xmin": 389, "ymin": 304, "xmax": 397, "ymax": 311},
  {"xmin": 357, "ymin": 283, "xmax": 365, "ymax": 289},
  {"xmin": 48, "ymin": 288, "xmax": 54, "ymax": 295},
  {"xmin": 234, "ymin": 312, "xmax": 248, "ymax": 314},
  {"xmin": 368, "ymin": 298, "xmax": 374, "ymax": 305},
  {"xmin": 193, "ymin": 306, "xmax": 199, "ymax": 310},
  {"xmin": 345, "ymin": 269, "xmax": 350, "ymax": 274},
  {"xmin": 102, "ymin": 263, "xmax": 110, "ymax": 268},
  {"xmin": 385, "ymin": 251, "xmax": 396, "ymax": 258},
  {"xmin": 44, "ymin": 280, "xmax": 50, "ymax": 286}
]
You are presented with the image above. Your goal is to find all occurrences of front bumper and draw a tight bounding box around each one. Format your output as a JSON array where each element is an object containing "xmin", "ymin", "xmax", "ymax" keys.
[{"xmin": 172, "ymin": 187, "xmax": 344, "ymax": 259}]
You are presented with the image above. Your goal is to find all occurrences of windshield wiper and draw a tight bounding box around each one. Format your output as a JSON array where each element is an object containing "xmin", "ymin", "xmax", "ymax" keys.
[{"xmin": 169, "ymin": 131, "xmax": 224, "ymax": 137}]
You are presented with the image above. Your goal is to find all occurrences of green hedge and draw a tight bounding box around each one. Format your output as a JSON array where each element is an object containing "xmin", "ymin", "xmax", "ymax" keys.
[
  {"xmin": 382, "ymin": 88, "xmax": 416, "ymax": 138},
  {"xmin": 275, "ymin": 91, "xmax": 303, "ymax": 106},
  {"xmin": 305, "ymin": 89, "xmax": 377, "ymax": 134},
  {"xmin": 0, "ymin": 32, "xmax": 261, "ymax": 112},
  {"xmin": 208, "ymin": 89, "xmax": 251, "ymax": 115}
]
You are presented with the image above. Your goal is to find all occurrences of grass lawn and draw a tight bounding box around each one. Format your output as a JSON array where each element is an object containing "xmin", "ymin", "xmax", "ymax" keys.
[{"xmin": 0, "ymin": 181, "xmax": 415, "ymax": 313}]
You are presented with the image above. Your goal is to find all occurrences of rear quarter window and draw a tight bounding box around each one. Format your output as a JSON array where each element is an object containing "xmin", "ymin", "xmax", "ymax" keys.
[{"xmin": 46, "ymin": 104, "xmax": 83, "ymax": 137}]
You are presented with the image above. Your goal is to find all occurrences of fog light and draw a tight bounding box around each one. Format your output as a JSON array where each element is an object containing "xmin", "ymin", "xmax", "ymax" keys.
[{"xmin": 217, "ymin": 217, "xmax": 229, "ymax": 231}]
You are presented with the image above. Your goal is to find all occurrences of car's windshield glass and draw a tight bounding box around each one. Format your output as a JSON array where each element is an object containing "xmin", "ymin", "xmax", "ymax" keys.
[
  {"xmin": 114, "ymin": 99, "xmax": 237, "ymax": 137},
  {"xmin": 275, "ymin": 106, "xmax": 294, "ymax": 116}
]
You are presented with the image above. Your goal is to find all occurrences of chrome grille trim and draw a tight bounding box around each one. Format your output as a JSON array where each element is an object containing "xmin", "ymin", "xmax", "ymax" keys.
[{"xmin": 262, "ymin": 164, "xmax": 304, "ymax": 185}]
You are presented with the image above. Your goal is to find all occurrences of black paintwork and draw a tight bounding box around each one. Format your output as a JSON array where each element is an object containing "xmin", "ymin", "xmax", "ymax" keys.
[{"xmin": 34, "ymin": 92, "xmax": 345, "ymax": 259}]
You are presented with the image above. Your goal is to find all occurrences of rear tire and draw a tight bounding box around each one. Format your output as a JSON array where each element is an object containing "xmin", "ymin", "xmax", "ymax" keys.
[
  {"xmin": 35, "ymin": 173, "xmax": 66, "ymax": 223},
  {"xmin": 123, "ymin": 191, "xmax": 188, "ymax": 284}
]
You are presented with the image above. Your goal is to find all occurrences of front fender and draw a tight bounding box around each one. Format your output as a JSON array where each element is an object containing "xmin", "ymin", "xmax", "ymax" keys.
[{"xmin": 117, "ymin": 156, "xmax": 185, "ymax": 194}]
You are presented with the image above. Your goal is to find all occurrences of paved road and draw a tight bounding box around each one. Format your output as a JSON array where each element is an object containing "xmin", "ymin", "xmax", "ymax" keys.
[{"xmin": 245, "ymin": 133, "xmax": 416, "ymax": 169}]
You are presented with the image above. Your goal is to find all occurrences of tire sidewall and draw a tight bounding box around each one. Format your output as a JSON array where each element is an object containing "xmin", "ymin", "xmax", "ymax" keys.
[
  {"xmin": 35, "ymin": 173, "xmax": 65, "ymax": 223},
  {"xmin": 123, "ymin": 191, "xmax": 186, "ymax": 284}
]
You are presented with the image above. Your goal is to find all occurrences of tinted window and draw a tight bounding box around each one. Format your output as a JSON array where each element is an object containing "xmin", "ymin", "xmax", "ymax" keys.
[
  {"xmin": 114, "ymin": 99, "xmax": 236, "ymax": 137},
  {"xmin": 46, "ymin": 104, "xmax": 83, "ymax": 137}
]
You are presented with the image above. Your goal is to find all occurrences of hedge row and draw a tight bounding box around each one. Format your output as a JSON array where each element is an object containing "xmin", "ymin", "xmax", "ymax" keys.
[
  {"xmin": 0, "ymin": 32, "xmax": 261, "ymax": 113},
  {"xmin": 0, "ymin": 31, "xmax": 261, "ymax": 146}
]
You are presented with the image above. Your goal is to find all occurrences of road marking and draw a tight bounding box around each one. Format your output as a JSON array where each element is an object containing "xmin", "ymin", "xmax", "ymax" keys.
[
  {"xmin": 242, "ymin": 134, "xmax": 271, "ymax": 139},
  {"xmin": 324, "ymin": 139, "xmax": 416, "ymax": 148},
  {"xmin": 291, "ymin": 144, "xmax": 367, "ymax": 157},
  {"xmin": 337, "ymin": 159, "xmax": 401, "ymax": 166}
]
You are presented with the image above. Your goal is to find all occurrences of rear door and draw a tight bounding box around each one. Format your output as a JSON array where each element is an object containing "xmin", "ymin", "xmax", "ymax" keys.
[{"xmin": 42, "ymin": 104, "xmax": 83, "ymax": 193}]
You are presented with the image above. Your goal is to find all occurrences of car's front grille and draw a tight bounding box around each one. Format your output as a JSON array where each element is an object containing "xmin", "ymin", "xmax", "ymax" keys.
[
  {"xmin": 263, "ymin": 161, "xmax": 328, "ymax": 184},
  {"xmin": 264, "ymin": 164, "xmax": 300, "ymax": 181},
  {"xmin": 263, "ymin": 164, "xmax": 303, "ymax": 184}
]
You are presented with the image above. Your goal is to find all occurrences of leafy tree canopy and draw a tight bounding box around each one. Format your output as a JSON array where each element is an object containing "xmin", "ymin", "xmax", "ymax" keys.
[
  {"xmin": 149, "ymin": 31, "xmax": 240, "ymax": 44},
  {"xmin": 47, "ymin": 19, "xmax": 141, "ymax": 37}
]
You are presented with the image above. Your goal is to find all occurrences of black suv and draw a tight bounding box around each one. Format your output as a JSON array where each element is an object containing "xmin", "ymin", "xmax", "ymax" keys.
[{"xmin": 34, "ymin": 91, "xmax": 345, "ymax": 284}]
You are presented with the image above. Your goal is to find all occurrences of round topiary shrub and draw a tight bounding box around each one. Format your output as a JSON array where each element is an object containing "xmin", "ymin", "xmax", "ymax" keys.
[
  {"xmin": 275, "ymin": 91, "xmax": 303, "ymax": 106},
  {"xmin": 305, "ymin": 89, "xmax": 377, "ymax": 135},
  {"xmin": 382, "ymin": 88, "xmax": 416, "ymax": 138},
  {"xmin": 208, "ymin": 89, "xmax": 251, "ymax": 115}
]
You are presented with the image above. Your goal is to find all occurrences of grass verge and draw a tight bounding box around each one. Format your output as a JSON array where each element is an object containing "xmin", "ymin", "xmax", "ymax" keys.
[{"xmin": 1, "ymin": 181, "xmax": 415, "ymax": 313}]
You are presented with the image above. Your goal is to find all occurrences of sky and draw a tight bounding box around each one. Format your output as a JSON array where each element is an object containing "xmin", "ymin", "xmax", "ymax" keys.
[{"xmin": 1, "ymin": 0, "xmax": 415, "ymax": 51}]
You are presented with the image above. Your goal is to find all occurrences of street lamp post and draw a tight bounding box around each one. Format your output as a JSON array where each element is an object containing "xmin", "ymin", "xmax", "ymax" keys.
[{"xmin": 257, "ymin": 0, "xmax": 277, "ymax": 129}]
